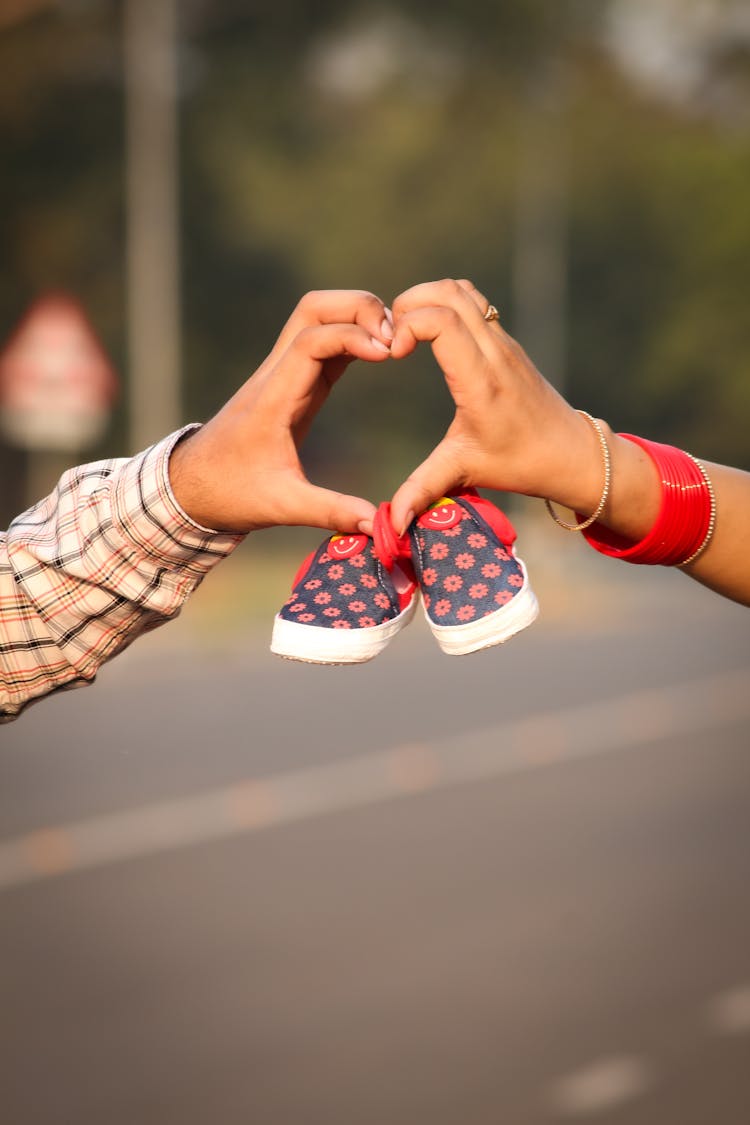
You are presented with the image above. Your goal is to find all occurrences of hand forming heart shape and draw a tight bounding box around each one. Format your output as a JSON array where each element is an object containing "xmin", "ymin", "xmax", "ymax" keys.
[{"xmin": 169, "ymin": 280, "xmax": 605, "ymax": 542}]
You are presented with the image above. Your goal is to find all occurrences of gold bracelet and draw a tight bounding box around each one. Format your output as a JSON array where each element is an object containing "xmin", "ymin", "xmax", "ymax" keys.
[
  {"xmin": 545, "ymin": 411, "xmax": 611, "ymax": 532},
  {"xmin": 678, "ymin": 456, "xmax": 717, "ymax": 566}
]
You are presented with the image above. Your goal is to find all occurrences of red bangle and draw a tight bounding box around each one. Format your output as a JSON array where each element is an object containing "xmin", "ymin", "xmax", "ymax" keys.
[{"xmin": 580, "ymin": 435, "xmax": 716, "ymax": 567}]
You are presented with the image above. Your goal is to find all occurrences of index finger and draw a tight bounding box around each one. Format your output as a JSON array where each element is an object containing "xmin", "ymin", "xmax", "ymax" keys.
[
  {"xmin": 390, "ymin": 304, "xmax": 488, "ymax": 396},
  {"xmin": 263, "ymin": 322, "xmax": 391, "ymax": 407},
  {"xmin": 393, "ymin": 278, "xmax": 485, "ymax": 329},
  {"xmin": 269, "ymin": 289, "xmax": 392, "ymax": 363}
]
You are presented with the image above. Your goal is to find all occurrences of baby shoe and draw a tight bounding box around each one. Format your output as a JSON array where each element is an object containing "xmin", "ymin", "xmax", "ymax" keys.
[
  {"xmin": 271, "ymin": 530, "xmax": 418, "ymax": 664},
  {"xmin": 407, "ymin": 492, "xmax": 538, "ymax": 655}
]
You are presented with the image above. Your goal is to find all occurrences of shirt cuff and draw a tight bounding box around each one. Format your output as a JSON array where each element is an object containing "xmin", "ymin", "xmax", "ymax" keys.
[{"xmin": 112, "ymin": 425, "xmax": 245, "ymax": 575}]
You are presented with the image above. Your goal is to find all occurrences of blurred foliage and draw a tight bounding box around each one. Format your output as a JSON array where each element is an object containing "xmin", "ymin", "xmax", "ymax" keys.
[{"xmin": 0, "ymin": 0, "xmax": 748, "ymax": 523}]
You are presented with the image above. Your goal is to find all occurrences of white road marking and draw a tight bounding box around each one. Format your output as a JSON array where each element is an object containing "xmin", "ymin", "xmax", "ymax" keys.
[
  {"xmin": 549, "ymin": 1054, "xmax": 653, "ymax": 1116},
  {"xmin": 0, "ymin": 665, "xmax": 748, "ymax": 891},
  {"xmin": 707, "ymin": 985, "xmax": 750, "ymax": 1035}
]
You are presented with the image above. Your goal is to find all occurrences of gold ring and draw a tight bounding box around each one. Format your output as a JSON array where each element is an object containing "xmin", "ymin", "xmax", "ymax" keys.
[{"xmin": 483, "ymin": 304, "xmax": 500, "ymax": 322}]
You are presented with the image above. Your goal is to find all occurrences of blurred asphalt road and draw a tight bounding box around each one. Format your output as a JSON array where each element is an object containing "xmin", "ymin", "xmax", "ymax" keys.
[{"xmin": 1, "ymin": 561, "xmax": 749, "ymax": 1124}]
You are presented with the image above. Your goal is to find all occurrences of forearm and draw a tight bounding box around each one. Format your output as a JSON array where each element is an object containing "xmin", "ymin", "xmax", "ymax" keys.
[
  {"xmin": 0, "ymin": 427, "xmax": 242, "ymax": 723},
  {"xmin": 679, "ymin": 461, "xmax": 750, "ymax": 605},
  {"xmin": 546, "ymin": 415, "xmax": 750, "ymax": 607},
  {"xmin": 544, "ymin": 415, "xmax": 660, "ymax": 541}
]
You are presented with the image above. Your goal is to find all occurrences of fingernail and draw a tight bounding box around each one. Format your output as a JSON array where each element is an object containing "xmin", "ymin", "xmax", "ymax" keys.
[
  {"xmin": 399, "ymin": 510, "xmax": 415, "ymax": 537},
  {"xmin": 370, "ymin": 337, "xmax": 390, "ymax": 353},
  {"xmin": 358, "ymin": 519, "xmax": 373, "ymax": 536},
  {"xmin": 380, "ymin": 316, "xmax": 394, "ymax": 341}
]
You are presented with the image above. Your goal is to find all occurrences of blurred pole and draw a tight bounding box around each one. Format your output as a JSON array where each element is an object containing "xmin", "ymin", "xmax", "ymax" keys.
[
  {"xmin": 124, "ymin": 0, "xmax": 182, "ymax": 452},
  {"xmin": 511, "ymin": 70, "xmax": 568, "ymax": 393}
]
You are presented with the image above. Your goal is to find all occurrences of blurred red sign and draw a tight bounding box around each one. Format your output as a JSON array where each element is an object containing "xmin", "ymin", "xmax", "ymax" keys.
[{"xmin": 0, "ymin": 294, "xmax": 118, "ymax": 451}]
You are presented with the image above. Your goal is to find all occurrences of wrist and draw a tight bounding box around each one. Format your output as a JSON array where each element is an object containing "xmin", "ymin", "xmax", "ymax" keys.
[
  {"xmin": 544, "ymin": 410, "xmax": 611, "ymax": 516},
  {"xmin": 168, "ymin": 427, "xmax": 225, "ymax": 533},
  {"xmin": 543, "ymin": 415, "xmax": 661, "ymax": 540},
  {"xmin": 112, "ymin": 426, "xmax": 242, "ymax": 570},
  {"xmin": 597, "ymin": 428, "xmax": 661, "ymax": 541}
]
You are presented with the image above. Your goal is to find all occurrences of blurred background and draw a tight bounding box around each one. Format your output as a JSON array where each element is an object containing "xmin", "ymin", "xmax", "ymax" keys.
[{"xmin": 1, "ymin": 1, "xmax": 749, "ymax": 1123}]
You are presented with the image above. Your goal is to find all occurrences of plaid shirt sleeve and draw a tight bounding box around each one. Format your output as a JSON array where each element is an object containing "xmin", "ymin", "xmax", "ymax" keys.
[{"xmin": 0, "ymin": 425, "xmax": 243, "ymax": 723}]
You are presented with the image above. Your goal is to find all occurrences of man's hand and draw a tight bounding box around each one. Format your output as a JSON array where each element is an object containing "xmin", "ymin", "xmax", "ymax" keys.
[{"xmin": 169, "ymin": 290, "xmax": 392, "ymax": 534}]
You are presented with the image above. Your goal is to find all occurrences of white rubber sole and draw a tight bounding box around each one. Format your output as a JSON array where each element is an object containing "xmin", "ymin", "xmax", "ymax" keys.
[
  {"xmin": 425, "ymin": 567, "xmax": 539, "ymax": 656},
  {"xmin": 270, "ymin": 595, "xmax": 418, "ymax": 665}
]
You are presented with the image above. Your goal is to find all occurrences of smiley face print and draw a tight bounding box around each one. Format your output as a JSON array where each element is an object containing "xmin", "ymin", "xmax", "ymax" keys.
[{"xmin": 417, "ymin": 498, "xmax": 463, "ymax": 531}]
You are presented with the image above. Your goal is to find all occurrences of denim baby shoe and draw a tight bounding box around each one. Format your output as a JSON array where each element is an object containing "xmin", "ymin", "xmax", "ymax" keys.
[
  {"xmin": 407, "ymin": 492, "xmax": 538, "ymax": 655},
  {"xmin": 271, "ymin": 530, "xmax": 418, "ymax": 664}
]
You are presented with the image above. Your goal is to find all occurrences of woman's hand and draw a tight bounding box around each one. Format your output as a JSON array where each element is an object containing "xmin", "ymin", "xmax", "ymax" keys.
[
  {"xmin": 169, "ymin": 290, "xmax": 393, "ymax": 534},
  {"xmin": 389, "ymin": 278, "xmax": 750, "ymax": 607},
  {"xmin": 388, "ymin": 278, "xmax": 645, "ymax": 536}
]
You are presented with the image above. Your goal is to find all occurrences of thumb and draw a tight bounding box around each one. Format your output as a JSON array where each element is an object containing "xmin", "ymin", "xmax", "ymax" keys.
[
  {"xmin": 390, "ymin": 442, "xmax": 463, "ymax": 537},
  {"xmin": 286, "ymin": 479, "xmax": 377, "ymax": 535}
]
